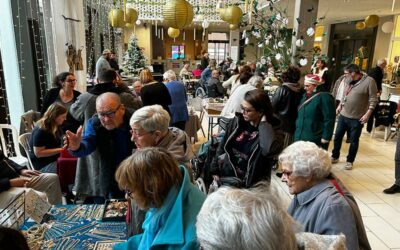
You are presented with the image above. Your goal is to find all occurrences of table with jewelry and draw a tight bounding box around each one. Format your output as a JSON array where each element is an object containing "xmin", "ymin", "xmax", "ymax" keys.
[{"xmin": 21, "ymin": 204, "xmax": 126, "ymax": 249}]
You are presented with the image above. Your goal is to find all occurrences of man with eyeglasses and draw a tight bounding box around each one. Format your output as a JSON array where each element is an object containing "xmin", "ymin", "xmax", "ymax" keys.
[
  {"xmin": 65, "ymin": 92, "xmax": 135, "ymax": 203},
  {"xmin": 331, "ymin": 64, "xmax": 378, "ymax": 170}
]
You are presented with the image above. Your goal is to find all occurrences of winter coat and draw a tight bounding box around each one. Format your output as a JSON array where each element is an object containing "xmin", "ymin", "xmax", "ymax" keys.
[
  {"xmin": 165, "ymin": 81, "xmax": 189, "ymax": 124},
  {"xmin": 157, "ymin": 127, "xmax": 194, "ymax": 169},
  {"xmin": 211, "ymin": 113, "xmax": 284, "ymax": 187},
  {"xmin": 113, "ymin": 166, "xmax": 205, "ymax": 250},
  {"xmin": 70, "ymin": 110, "xmax": 135, "ymax": 197},
  {"xmin": 288, "ymin": 179, "xmax": 370, "ymax": 250},
  {"xmin": 294, "ymin": 90, "xmax": 336, "ymax": 145},
  {"xmin": 271, "ymin": 83, "xmax": 304, "ymax": 134},
  {"xmin": 207, "ymin": 78, "xmax": 225, "ymax": 98}
]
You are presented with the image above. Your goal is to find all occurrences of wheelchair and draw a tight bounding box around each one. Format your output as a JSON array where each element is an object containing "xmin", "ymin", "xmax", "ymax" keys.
[{"xmin": 194, "ymin": 80, "xmax": 207, "ymax": 98}]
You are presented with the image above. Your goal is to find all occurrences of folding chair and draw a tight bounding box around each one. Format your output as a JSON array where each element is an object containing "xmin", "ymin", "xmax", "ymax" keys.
[
  {"xmin": 0, "ymin": 124, "xmax": 29, "ymax": 168},
  {"xmin": 18, "ymin": 133, "xmax": 35, "ymax": 170}
]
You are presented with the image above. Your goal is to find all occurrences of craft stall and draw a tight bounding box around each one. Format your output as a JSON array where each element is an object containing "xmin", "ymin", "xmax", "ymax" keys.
[{"xmin": 1, "ymin": 191, "xmax": 128, "ymax": 250}]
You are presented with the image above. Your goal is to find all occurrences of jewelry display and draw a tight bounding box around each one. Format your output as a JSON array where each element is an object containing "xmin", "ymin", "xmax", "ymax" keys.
[
  {"xmin": 94, "ymin": 240, "xmax": 125, "ymax": 250},
  {"xmin": 23, "ymin": 224, "xmax": 47, "ymax": 250},
  {"xmin": 22, "ymin": 204, "xmax": 127, "ymax": 249},
  {"xmin": 103, "ymin": 200, "xmax": 128, "ymax": 220}
]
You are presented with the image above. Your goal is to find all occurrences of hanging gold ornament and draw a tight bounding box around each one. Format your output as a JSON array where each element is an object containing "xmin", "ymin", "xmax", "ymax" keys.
[
  {"xmin": 224, "ymin": 5, "xmax": 243, "ymax": 25},
  {"xmin": 163, "ymin": 0, "xmax": 194, "ymax": 29},
  {"xmin": 229, "ymin": 24, "xmax": 238, "ymax": 30},
  {"xmin": 108, "ymin": 9, "xmax": 125, "ymax": 28},
  {"xmin": 125, "ymin": 8, "xmax": 138, "ymax": 24},
  {"xmin": 364, "ymin": 15, "xmax": 379, "ymax": 28},
  {"xmin": 355, "ymin": 21, "xmax": 366, "ymax": 30},
  {"xmin": 219, "ymin": 8, "xmax": 228, "ymax": 22},
  {"xmin": 125, "ymin": 23, "xmax": 134, "ymax": 29},
  {"xmin": 167, "ymin": 27, "xmax": 180, "ymax": 38}
]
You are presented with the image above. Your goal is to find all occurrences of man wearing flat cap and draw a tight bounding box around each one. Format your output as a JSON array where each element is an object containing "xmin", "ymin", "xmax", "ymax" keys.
[
  {"xmin": 294, "ymin": 74, "xmax": 336, "ymax": 150},
  {"xmin": 95, "ymin": 49, "xmax": 112, "ymax": 80}
]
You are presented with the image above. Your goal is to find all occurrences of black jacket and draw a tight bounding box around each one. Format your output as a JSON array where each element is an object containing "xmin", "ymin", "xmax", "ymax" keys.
[
  {"xmin": 0, "ymin": 151, "xmax": 26, "ymax": 192},
  {"xmin": 272, "ymin": 83, "xmax": 304, "ymax": 134},
  {"xmin": 211, "ymin": 113, "xmax": 284, "ymax": 187},
  {"xmin": 207, "ymin": 78, "xmax": 225, "ymax": 98},
  {"xmin": 368, "ymin": 66, "xmax": 384, "ymax": 92}
]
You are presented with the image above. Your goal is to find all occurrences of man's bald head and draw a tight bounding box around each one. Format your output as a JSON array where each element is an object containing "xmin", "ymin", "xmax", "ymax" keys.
[{"xmin": 96, "ymin": 92, "xmax": 125, "ymax": 130}]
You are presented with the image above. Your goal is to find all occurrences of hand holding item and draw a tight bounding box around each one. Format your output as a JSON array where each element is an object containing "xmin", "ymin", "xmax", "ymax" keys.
[{"xmin": 65, "ymin": 126, "xmax": 83, "ymax": 151}]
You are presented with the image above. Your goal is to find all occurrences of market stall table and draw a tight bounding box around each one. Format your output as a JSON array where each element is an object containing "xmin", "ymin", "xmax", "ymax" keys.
[{"xmin": 21, "ymin": 204, "xmax": 127, "ymax": 249}]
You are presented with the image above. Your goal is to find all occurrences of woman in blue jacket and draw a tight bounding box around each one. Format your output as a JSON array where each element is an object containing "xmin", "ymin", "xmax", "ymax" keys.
[
  {"xmin": 114, "ymin": 147, "xmax": 205, "ymax": 250},
  {"xmin": 163, "ymin": 70, "xmax": 189, "ymax": 130}
]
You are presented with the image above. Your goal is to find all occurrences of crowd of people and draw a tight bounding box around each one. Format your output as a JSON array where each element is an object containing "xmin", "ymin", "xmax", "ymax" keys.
[{"xmin": 2, "ymin": 50, "xmax": 397, "ymax": 249}]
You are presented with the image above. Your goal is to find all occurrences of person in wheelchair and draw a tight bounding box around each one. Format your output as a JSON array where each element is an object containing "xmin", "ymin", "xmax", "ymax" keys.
[
  {"xmin": 207, "ymin": 70, "xmax": 225, "ymax": 98},
  {"xmin": 210, "ymin": 89, "xmax": 284, "ymax": 188}
]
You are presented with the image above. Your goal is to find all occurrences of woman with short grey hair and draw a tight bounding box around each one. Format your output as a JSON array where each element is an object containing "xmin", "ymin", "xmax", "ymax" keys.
[
  {"xmin": 280, "ymin": 141, "xmax": 370, "ymax": 250},
  {"xmin": 163, "ymin": 70, "xmax": 177, "ymax": 82},
  {"xmin": 196, "ymin": 185, "xmax": 297, "ymax": 250},
  {"xmin": 130, "ymin": 104, "xmax": 170, "ymax": 134}
]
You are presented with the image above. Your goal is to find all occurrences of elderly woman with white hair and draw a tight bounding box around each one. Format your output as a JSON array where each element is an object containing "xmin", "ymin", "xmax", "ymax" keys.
[
  {"xmin": 196, "ymin": 184, "xmax": 348, "ymax": 250},
  {"xmin": 220, "ymin": 75, "xmax": 264, "ymax": 118},
  {"xmin": 163, "ymin": 70, "xmax": 189, "ymax": 130},
  {"xmin": 280, "ymin": 141, "xmax": 371, "ymax": 250},
  {"xmin": 126, "ymin": 104, "xmax": 194, "ymax": 236}
]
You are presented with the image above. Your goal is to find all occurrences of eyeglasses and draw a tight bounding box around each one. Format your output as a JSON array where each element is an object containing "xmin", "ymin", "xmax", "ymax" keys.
[
  {"xmin": 98, "ymin": 104, "xmax": 121, "ymax": 119},
  {"xmin": 65, "ymin": 79, "xmax": 77, "ymax": 83},
  {"xmin": 241, "ymin": 105, "xmax": 255, "ymax": 114},
  {"xmin": 130, "ymin": 129, "xmax": 154, "ymax": 137},
  {"xmin": 125, "ymin": 189, "xmax": 133, "ymax": 198},
  {"xmin": 282, "ymin": 170, "xmax": 293, "ymax": 178}
]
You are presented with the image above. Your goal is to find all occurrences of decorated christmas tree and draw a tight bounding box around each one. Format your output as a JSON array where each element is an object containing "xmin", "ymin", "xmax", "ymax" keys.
[{"xmin": 122, "ymin": 34, "xmax": 146, "ymax": 75}]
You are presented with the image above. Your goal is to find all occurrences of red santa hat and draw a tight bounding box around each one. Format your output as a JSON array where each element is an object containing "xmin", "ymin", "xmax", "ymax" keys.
[{"xmin": 304, "ymin": 74, "xmax": 322, "ymax": 85}]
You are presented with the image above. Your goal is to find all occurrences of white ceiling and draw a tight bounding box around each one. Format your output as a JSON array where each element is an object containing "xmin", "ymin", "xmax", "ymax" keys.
[
  {"xmin": 131, "ymin": 0, "xmax": 400, "ymax": 30},
  {"xmin": 280, "ymin": 0, "xmax": 400, "ymax": 25}
]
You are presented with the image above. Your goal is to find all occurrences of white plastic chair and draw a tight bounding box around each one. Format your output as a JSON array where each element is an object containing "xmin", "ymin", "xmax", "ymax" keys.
[
  {"xmin": 0, "ymin": 124, "xmax": 29, "ymax": 168},
  {"xmin": 18, "ymin": 133, "xmax": 35, "ymax": 170}
]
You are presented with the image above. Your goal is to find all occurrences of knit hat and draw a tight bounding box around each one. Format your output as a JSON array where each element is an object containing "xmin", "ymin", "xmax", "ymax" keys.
[{"xmin": 304, "ymin": 74, "xmax": 321, "ymax": 85}]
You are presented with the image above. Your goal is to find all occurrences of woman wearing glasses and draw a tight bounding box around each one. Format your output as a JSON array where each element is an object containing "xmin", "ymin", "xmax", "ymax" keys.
[
  {"xmin": 114, "ymin": 148, "xmax": 205, "ymax": 250},
  {"xmin": 210, "ymin": 89, "xmax": 284, "ymax": 188},
  {"xmin": 29, "ymin": 103, "xmax": 67, "ymax": 173},
  {"xmin": 279, "ymin": 141, "xmax": 370, "ymax": 250},
  {"xmin": 41, "ymin": 72, "xmax": 81, "ymax": 132}
]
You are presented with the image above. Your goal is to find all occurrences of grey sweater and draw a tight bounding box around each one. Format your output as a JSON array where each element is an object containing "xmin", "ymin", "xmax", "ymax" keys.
[{"xmin": 340, "ymin": 73, "xmax": 378, "ymax": 119}]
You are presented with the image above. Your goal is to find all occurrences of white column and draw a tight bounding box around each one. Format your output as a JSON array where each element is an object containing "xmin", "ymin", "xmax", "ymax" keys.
[
  {"xmin": 229, "ymin": 30, "xmax": 240, "ymax": 62},
  {"xmin": 291, "ymin": 0, "xmax": 319, "ymax": 70},
  {"xmin": 0, "ymin": 0, "xmax": 24, "ymax": 128}
]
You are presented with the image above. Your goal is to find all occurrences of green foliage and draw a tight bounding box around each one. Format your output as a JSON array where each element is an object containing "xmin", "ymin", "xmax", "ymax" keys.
[{"xmin": 122, "ymin": 34, "xmax": 146, "ymax": 74}]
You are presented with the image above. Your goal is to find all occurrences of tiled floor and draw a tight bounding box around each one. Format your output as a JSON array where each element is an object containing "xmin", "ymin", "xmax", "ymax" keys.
[{"xmin": 196, "ymin": 115, "xmax": 400, "ymax": 249}]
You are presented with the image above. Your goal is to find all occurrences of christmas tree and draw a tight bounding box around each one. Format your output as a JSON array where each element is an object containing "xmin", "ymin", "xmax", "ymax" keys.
[{"xmin": 122, "ymin": 34, "xmax": 146, "ymax": 75}]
